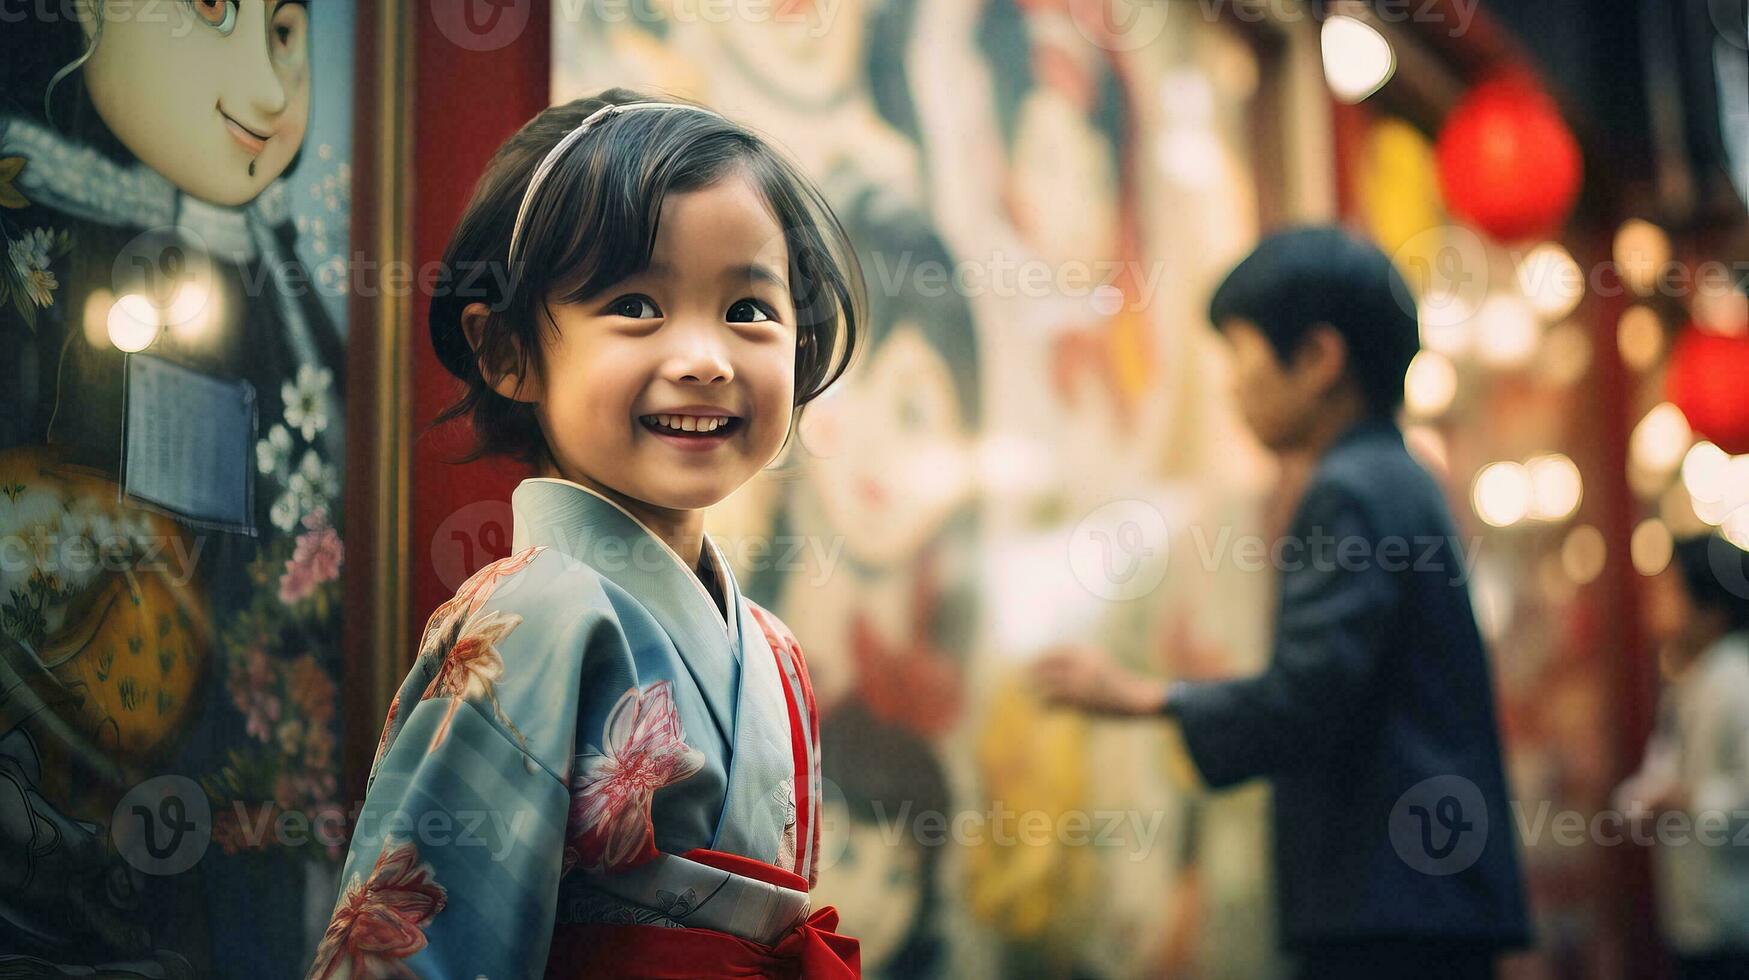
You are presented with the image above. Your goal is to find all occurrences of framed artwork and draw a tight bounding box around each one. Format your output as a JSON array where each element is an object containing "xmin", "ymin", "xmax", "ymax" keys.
[{"xmin": 0, "ymin": 2, "xmax": 410, "ymax": 975}]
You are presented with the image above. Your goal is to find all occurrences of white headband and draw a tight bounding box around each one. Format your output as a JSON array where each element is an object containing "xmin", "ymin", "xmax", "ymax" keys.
[{"xmin": 506, "ymin": 102, "xmax": 719, "ymax": 280}]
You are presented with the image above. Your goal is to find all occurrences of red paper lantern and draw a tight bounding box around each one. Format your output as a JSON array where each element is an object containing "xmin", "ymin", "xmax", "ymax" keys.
[
  {"xmin": 1667, "ymin": 325, "xmax": 1749, "ymax": 455},
  {"xmin": 1436, "ymin": 74, "xmax": 1584, "ymax": 243}
]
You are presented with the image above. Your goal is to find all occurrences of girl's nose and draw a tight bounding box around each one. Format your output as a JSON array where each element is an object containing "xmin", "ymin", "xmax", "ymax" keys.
[{"xmin": 664, "ymin": 334, "xmax": 735, "ymax": 386}]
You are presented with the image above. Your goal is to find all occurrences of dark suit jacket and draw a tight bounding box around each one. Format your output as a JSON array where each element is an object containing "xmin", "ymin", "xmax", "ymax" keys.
[{"xmin": 1170, "ymin": 418, "xmax": 1531, "ymax": 951}]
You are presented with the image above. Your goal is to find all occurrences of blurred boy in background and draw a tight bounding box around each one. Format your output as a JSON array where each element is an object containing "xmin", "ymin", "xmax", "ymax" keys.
[{"xmin": 1035, "ymin": 227, "xmax": 1529, "ymax": 979}]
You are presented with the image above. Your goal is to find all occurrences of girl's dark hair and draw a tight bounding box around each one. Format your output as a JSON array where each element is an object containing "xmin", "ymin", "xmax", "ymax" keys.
[{"xmin": 429, "ymin": 88, "xmax": 864, "ymax": 466}]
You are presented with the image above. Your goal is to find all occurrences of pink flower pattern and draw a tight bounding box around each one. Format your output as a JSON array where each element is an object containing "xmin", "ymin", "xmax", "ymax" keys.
[
  {"xmin": 419, "ymin": 546, "xmax": 545, "ymax": 659},
  {"xmin": 308, "ymin": 838, "xmax": 447, "ymax": 979},
  {"xmin": 279, "ymin": 507, "xmax": 344, "ymax": 605},
  {"xmin": 420, "ymin": 608, "xmax": 523, "ymax": 752},
  {"xmin": 563, "ymin": 681, "xmax": 705, "ymax": 876},
  {"xmin": 367, "ymin": 547, "xmax": 547, "ymax": 767}
]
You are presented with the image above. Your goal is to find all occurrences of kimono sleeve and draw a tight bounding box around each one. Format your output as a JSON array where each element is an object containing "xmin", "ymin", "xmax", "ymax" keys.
[{"xmin": 308, "ymin": 548, "xmax": 613, "ymax": 980}]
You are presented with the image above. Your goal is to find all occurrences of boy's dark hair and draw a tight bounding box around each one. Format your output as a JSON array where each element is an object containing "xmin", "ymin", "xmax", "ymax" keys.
[
  {"xmin": 1673, "ymin": 534, "xmax": 1749, "ymax": 634},
  {"xmin": 1208, "ymin": 225, "xmax": 1420, "ymax": 415},
  {"xmin": 429, "ymin": 88, "xmax": 864, "ymax": 465}
]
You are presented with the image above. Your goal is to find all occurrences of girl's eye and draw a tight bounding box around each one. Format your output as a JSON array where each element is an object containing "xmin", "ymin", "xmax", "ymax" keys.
[
  {"xmin": 727, "ymin": 299, "xmax": 772, "ymax": 323},
  {"xmin": 189, "ymin": 0, "xmax": 239, "ymax": 34},
  {"xmin": 608, "ymin": 295, "xmax": 661, "ymax": 319}
]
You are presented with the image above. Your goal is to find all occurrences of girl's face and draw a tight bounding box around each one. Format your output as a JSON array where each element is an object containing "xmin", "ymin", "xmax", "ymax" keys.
[
  {"xmin": 80, "ymin": 0, "xmax": 311, "ymax": 207},
  {"xmin": 530, "ymin": 172, "xmax": 798, "ymax": 514}
]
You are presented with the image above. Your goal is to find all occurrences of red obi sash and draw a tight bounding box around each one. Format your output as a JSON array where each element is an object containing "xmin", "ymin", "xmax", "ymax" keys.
[{"xmin": 544, "ymin": 849, "xmax": 860, "ymax": 979}]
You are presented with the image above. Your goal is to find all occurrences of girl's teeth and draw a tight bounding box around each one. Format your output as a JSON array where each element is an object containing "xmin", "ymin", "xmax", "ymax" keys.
[{"xmin": 646, "ymin": 414, "xmax": 729, "ymax": 433}]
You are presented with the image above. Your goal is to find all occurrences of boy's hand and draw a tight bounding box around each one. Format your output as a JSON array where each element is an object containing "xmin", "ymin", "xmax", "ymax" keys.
[{"xmin": 1033, "ymin": 645, "xmax": 1170, "ymax": 717}]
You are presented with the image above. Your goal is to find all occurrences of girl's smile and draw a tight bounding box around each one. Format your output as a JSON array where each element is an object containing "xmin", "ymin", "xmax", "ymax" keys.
[{"xmin": 638, "ymin": 408, "xmax": 747, "ymax": 451}]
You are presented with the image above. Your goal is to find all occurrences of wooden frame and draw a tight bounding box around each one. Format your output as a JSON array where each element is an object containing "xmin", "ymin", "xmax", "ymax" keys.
[{"xmin": 342, "ymin": 0, "xmax": 415, "ymax": 806}]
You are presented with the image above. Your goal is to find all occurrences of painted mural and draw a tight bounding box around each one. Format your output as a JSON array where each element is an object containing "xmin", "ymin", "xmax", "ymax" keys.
[
  {"xmin": 556, "ymin": 1, "xmax": 1297, "ymax": 976},
  {"xmin": 0, "ymin": 2, "xmax": 352, "ymax": 975}
]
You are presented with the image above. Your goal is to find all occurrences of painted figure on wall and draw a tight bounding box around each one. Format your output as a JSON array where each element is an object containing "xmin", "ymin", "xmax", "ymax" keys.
[
  {"xmin": 813, "ymin": 702, "xmax": 952, "ymax": 979},
  {"xmin": 747, "ymin": 190, "xmax": 981, "ymax": 976},
  {"xmin": 0, "ymin": 3, "xmax": 350, "ymax": 975}
]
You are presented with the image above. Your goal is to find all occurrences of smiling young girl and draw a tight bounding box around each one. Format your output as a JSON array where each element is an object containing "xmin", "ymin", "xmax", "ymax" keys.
[{"xmin": 309, "ymin": 90, "xmax": 863, "ymax": 978}]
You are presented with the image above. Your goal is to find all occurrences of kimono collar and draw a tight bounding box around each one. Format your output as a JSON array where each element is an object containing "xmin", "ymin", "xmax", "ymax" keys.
[{"xmin": 509, "ymin": 477, "xmax": 741, "ymax": 646}]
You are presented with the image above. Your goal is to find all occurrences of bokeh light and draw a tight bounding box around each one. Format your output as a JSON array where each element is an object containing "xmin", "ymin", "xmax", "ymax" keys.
[
  {"xmin": 1321, "ymin": 16, "xmax": 1396, "ymax": 104},
  {"xmin": 1631, "ymin": 519, "xmax": 1675, "ymax": 576},
  {"xmin": 1474, "ymin": 461, "xmax": 1533, "ymax": 528}
]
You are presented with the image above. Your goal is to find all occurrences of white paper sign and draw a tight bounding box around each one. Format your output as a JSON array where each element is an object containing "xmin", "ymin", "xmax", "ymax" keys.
[{"xmin": 123, "ymin": 354, "xmax": 256, "ymax": 534}]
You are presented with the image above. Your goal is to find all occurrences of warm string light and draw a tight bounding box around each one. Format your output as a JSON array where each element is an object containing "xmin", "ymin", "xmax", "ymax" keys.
[
  {"xmin": 1630, "ymin": 403, "xmax": 1693, "ymax": 476},
  {"xmin": 1561, "ymin": 525, "xmax": 1606, "ymax": 584},
  {"xmin": 1632, "ymin": 519, "xmax": 1675, "ymax": 576},
  {"xmin": 1404, "ymin": 351, "xmax": 1458, "ymax": 418},
  {"xmin": 1471, "ymin": 455, "xmax": 1584, "ymax": 529},
  {"xmin": 1516, "ymin": 243, "xmax": 1584, "ymax": 321},
  {"xmin": 1614, "ymin": 219, "xmax": 1671, "ymax": 296},
  {"xmin": 1475, "ymin": 294, "xmax": 1541, "ymax": 369},
  {"xmin": 1617, "ymin": 305, "xmax": 1665, "ymax": 371},
  {"xmin": 1473, "ymin": 462, "xmax": 1533, "ymax": 528},
  {"xmin": 1321, "ymin": 15, "xmax": 1396, "ymax": 104}
]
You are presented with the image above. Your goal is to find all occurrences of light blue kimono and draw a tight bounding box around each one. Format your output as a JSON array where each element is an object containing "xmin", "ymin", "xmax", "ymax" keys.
[{"xmin": 308, "ymin": 478, "xmax": 824, "ymax": 979}]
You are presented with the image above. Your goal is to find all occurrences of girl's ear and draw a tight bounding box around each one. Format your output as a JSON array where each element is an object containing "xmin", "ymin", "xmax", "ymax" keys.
[{"xmin": 461, "ymin": 302, "xmax": 542, "ymax": 403}]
